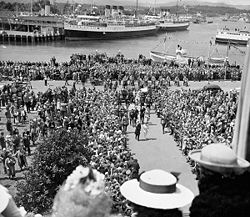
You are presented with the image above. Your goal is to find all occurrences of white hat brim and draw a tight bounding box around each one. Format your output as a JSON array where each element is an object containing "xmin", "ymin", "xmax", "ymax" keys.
[
  {"xmin": 189, "ymin": 150, "xmax": 250, "ymax": 173},
  {"xmin": 120, "ymin": 179, "xmax": 194, "ymax": 209}
]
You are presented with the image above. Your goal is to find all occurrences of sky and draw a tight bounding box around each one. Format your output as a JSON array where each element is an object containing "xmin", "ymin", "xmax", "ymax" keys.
[
  {"xmin": 195, "ymin": 0, "xmax": 250, "ymax": 5},
  {"xmin": 78, "ymin": 0, "xmax": 250, "ymax": 6},
  {"xmin": 4, "ymin": 0, "xmax": 250, "ymax": 6}
]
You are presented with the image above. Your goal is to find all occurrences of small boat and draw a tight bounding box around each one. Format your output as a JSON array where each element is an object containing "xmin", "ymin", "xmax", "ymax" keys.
[
  {"xmin": 207, "ymin": 57, "xmax": 226, "ymax": 65},
  {"xmin": 150, "ymin": 44, "xmax": 189, "ymax": 64},
  {"xmin": 206, "ymin": 41, "xmax": 229, "ymax": 65},
  {"xmin": 215, "ymin": 28, "xmax": 250, "ymax": 46}
]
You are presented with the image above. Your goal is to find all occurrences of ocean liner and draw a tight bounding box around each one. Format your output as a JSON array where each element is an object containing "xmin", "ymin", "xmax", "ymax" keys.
[
  {"xmin": 157, "ymin": 19, "xmax": 190, "ymax": 31},
  {"xmin": 64, "ymin": 5, "xmax": 158, "ymax": 40}
]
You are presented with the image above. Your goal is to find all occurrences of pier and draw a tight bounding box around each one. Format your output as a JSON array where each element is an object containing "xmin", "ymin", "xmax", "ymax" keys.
[
  {"xmin": 0, "ymin": 30, "xmax": 64, "ymax": 43},
  {"xmin": 0, "ymin": 15, "xmax": 65, "ymax": 43}
]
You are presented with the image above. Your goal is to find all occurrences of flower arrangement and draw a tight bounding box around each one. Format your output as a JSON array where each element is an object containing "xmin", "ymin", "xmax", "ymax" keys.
[{"xmin": 52, "ymin": 166, "xmax": 112, "ymax": 217}]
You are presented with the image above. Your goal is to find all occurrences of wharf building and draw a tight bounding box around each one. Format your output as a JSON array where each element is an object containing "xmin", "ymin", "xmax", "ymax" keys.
[{"xmin": 0, "ymin": 3, "xmax": 64, "ymax": 43}]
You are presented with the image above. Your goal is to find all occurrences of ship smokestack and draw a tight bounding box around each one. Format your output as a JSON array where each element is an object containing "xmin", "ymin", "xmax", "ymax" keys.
[
  {"xmin": 112, "ymin": 5, "xmax": 118, "ymax": 17},
  {"xmin": 118, "ymin": 6, "xmax": 124, "ymax": 15},
  {"xmin": 105, "ymin": 5, "xmax": 111, "ymax": 17},
  {"xmin": 45, "ymin": 1, "xmax": 50, "ymax": 16}
]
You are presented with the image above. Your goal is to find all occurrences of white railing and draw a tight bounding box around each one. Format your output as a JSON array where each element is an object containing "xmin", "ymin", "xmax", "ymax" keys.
[{"xmin": 64, "ymin": 24, "xmax": 156, "ymax": 32}]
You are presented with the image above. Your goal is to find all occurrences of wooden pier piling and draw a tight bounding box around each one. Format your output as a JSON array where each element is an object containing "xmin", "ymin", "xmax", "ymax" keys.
[{"xmin": 0, "ymin": 30, "xmax": 64, "ymax": 43}]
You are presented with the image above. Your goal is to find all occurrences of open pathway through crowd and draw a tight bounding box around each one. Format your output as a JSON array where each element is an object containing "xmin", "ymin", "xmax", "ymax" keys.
[{"xmin": 127, "ymin": 108, "xmax": 199, "ymax": 213}]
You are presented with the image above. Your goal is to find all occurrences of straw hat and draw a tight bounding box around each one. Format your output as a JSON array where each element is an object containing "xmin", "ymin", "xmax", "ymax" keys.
[
  {"xmin": 189, "ymin": 143, "xmax": 250, "ymax": 174},
  {"xmin": 120, "ymin": 169, "xmax": 194, "ymax": 209}
]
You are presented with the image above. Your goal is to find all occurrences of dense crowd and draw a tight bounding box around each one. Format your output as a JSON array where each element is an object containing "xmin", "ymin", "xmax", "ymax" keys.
[
  {"xmin": 0, "ymin": 78, "xmax": 143, "ymax": 214},
  {"xmin": 0, "ymin": 52, "xmax": 244, "ymax": 216},
  {"xmin": 0, "ymin": 53, "xmax": 242, "ymax": 85},
  {"xmin": 155, "ymin": 88, "xmax": 238, "ymax": 174}
]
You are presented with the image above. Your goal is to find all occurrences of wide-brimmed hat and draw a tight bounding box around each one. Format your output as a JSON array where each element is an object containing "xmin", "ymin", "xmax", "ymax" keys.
[
  {"xmin": 189, "ymin": 143, "xmax": 250, "ymax": 174},
  {"xmin": 120, "ymin": 169, "xmax": 194, "ymax": 209}
]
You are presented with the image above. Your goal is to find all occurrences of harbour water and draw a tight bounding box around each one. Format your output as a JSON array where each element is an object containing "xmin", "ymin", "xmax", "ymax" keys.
[{"xmin": 0, "ymin": 20, "xmax": 249, "ymax": 66}]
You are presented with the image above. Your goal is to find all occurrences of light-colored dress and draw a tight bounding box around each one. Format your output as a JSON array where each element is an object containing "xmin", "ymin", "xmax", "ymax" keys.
[{"xmin": 142, "ymin": 123, "xmax": 149, "ymax": 139}]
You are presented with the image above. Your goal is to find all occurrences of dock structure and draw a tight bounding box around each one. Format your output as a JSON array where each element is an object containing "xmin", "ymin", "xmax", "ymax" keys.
[{"xmin": 0, "ymin": 15, "xmax": 65, "ymax": 43}]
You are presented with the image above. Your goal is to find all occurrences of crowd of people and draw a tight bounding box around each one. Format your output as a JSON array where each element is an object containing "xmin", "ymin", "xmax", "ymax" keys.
[
  {"xmin": 0, "ymin": 52, "xmax": 242, "ymax": 85},
  {"xmin": 0, "ymin": 80, "xmax": 36, "ymax": 179},
  {"xmin": 0, "ymin": 77, "xmax": 144, "ymax": 214},
  {"xmin": 155, "ymin": 88, "xmax": 238, "ymax": 174},
  {"xmin": 0, "ymin": 52, "xmax": 244, "ymax": 216}
]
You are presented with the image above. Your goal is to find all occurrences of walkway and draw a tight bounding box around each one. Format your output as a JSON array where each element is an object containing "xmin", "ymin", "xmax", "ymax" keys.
[{"xmin": 127, "ymin": 109, "xmax": 199, "ymax": 213}]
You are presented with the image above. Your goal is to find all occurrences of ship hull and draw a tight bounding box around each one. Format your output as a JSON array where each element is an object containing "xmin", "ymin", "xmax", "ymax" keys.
[
  {"xmin": 157, "ymin": 22, "xmax": 190, "ymax": 31},
  {"xmin": 150, "ymin": 51, "xmax": 188, "ymax": 64},
  {"xmin": 65, "ymin": 27, "xmax": 158, "ymax": 40},
  {"xmin": 215, "ymin": 37, "xmax": 248, "ymax": 45},
  {"xmin": 207, "ymin": 57, "xmax": 225, "ymax": 65}
]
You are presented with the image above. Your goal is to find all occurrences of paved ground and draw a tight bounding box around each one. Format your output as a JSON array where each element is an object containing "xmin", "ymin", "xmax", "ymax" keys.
[
  {"xmin": 125, "ymin": 80, "xmax": 241, "ymax": 214},
  {"xmin": 127, "ymin": 110, "xmax": 199, "ymax": 214}
]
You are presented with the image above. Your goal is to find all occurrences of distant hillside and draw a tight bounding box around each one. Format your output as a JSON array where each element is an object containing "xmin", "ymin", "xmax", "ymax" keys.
[
  {"xmin": 0, "ymin": 0, "xmax": 249, "ymax": 15},
  {"xmin": 158, "ymin": 0, "xmax": 250, "ymax": 10},
  {"xmin": 1, "ymin": 0, "xmax": 250, "ymax": 9}
]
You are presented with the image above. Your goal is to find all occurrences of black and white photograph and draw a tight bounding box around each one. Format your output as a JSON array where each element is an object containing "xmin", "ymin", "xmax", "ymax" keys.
[{"xmin": 0, "ymin": 0, "xmax": 250, "ymax": 216}]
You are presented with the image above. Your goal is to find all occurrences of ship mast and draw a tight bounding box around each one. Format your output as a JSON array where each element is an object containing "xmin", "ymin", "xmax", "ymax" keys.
[
  {"xmin": 176, "ymin": 0, "xmax": 179, "ymax": 17},
  {"xmin": 226, "ymin": 40, "xmax": 230, "ymax": 58},
  {"xmin": 154, "ymin": 0, "xmax": 156, "ymax": 16},
  {"xmin": 30, "ymin": 0, "xmax": 33, "ymax": 15},
  {"xmin": 135, "ymin": 0, "xmax": 138, "ymax": 18}
]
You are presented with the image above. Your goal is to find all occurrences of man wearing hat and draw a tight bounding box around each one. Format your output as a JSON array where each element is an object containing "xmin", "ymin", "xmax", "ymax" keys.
[
  {"xmin": 189, "ymin": 143, "xmax": 250, "ymax": 217},
  {"xmin": 0, "ymin": 132, "xmax": 6, "ymax": 150},
  {"xmin": 134, "ymin": 120, "xmax": 141, "ymax": 141},
  {"xmin": 120, "ymin": 169, "xmax": 194, "ymax": 217},
  {"xmin": 5, "ymin": 151, "xmax": 16, "ymax": 179},
  {"xmin": 0, "ymin": 149, "xmax": 8, "ymax": 175}
]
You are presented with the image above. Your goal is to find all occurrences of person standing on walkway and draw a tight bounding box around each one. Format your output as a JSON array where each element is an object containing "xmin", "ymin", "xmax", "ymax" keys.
[
  {"xmin": 140, "ymin": 106, "xmax": 146, "ymax": 123},
  {"xmin": 5, "ymin": 152, "xmax": 16, "ymax": 179},
  {"xmin": 0, "ymin": 149, "xmax": 8, "ymax": 175},
  {"xmin": 15, "ymin": 146, "xmax": 28, "ymax": 171},
  {"xmin": 65, "ymin": 73, "xmax": 70, "ymax": 86},
  {"xmin": 142, "ymin": 122, "xmax": 149, "ymax": 140},
  {"xmin": 122, "ymin": 115, "xmax": 129, "ymax": 133},
  {"xmin": 0, "ymin": 132, "xmax": 6, "ymax": 149},
  {"xmin": 44, "ymin": 75, "xmax": 48, "ymax": 86},
  {"xmin": 161, "ymin": 116, "xmax": 166, "ymax": 134},
  {"xmin": 135, "ymin": 120, "xmax": 141, "ymax": 141},
  {"xmin": 23, "ymin": 133, "xmax": 31, "ymax": 156}
]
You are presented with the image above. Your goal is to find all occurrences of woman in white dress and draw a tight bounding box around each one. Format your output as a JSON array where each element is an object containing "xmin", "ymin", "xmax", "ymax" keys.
[{"xmin": 142, "ymin": 122, "xmax": 149, "ymax": 140}]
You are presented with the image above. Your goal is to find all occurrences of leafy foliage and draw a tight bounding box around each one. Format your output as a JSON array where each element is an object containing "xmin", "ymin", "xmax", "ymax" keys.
[{"xmin": 15, "ymin": 129, "xmax": 93, "ymax": 214}]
